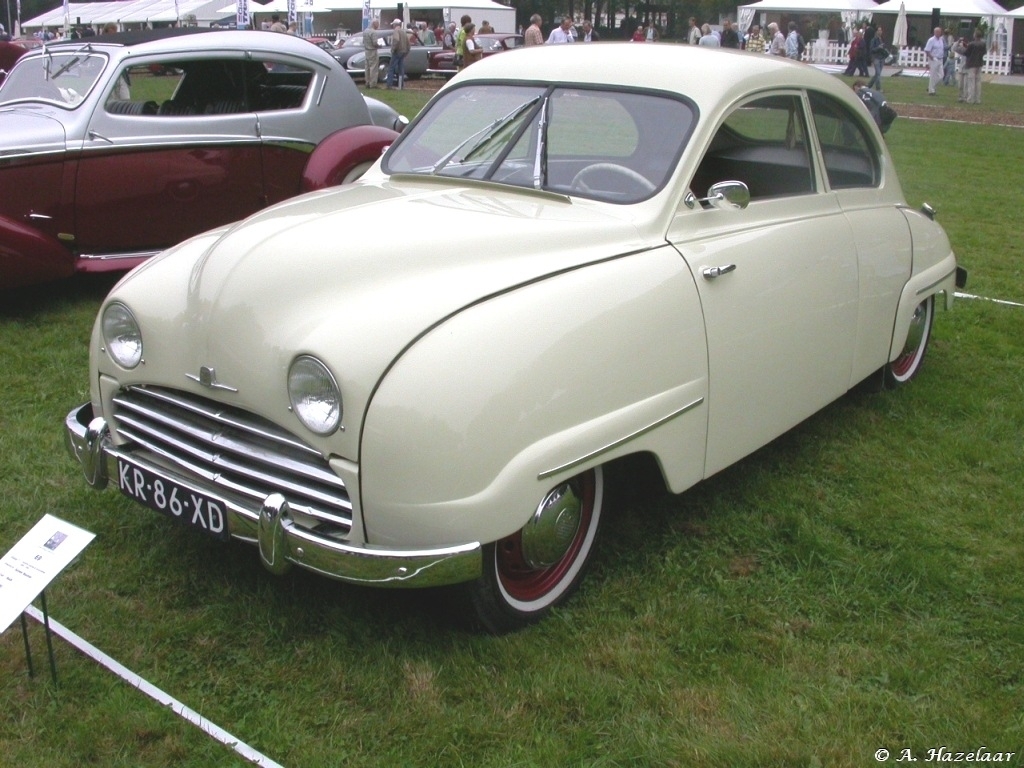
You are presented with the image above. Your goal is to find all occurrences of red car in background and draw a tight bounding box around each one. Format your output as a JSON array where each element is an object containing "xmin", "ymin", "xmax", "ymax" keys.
[
  {"xmin": 427, "ymin": 33, "xmax": 523, "ymax": 77},
  {"xmin": 0, "ymin": 40, "xmax": 29, "ymax": 85},
  {"xmin": 0, "ymin": 29, "xmax": 404, "ymax": 290}
]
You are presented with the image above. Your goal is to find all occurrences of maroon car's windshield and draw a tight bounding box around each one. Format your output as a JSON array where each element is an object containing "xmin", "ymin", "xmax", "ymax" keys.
[{"xmin": 0, "ymin": 49, "xmax": 107, "ymax": 108}]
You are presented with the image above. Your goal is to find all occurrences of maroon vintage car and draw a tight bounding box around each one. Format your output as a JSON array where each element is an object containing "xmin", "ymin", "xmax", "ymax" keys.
[
  {"xmin": 427, "ymin": 33, "xmax": 523, "ymax": 77},
  {"xmin": 0, "ymin": 40, "xmax": 28, "ymax": 85},
  {"xmin": 0, "ymin": 29, "xmax": 404, "ymax": 290}
]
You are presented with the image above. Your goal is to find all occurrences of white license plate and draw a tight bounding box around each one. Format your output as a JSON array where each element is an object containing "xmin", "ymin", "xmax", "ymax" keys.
[{"xmin": 117, "ymin": 458, "xmax": 230, "ymax": 541}]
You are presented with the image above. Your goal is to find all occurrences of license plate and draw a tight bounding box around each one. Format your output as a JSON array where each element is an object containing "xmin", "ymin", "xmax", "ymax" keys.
[{"xmin": 117, "ymin": 458, "xmax": 230, "ymax": 541}]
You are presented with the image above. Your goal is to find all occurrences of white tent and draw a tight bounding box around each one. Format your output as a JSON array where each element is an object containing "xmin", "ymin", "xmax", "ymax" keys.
[
  {"xmin": 24, "ymin": 0, "xmax": 234, "ymax": 29},
  {"xmin": 873, "ymin": 0, "xmax": 1007, "ymax": 15},
  {"xmin": 739, "ymin": 0, "xmax": 878, "ymax": 11},
  {"xmin": 737, "ymin": 0, "xmax": 878, "ymax": 34}
]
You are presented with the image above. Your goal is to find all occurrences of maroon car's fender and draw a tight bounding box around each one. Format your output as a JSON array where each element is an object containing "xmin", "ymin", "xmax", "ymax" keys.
[
  {"xmin": 300, "ymin": 125, "xmax": 400, "ymax": 192},
  {"xmin": 0, "ymin": 215, "xmax": 75, "ymax": 290}
]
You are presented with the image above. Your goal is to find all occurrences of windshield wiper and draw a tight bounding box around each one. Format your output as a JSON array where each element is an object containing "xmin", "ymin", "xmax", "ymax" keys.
[
  {"xmin": 532, "ymin": 97, "xmax": 549, "ymax": 189},
  {"xmin": 432, "ymin": 96, "xmax": 542, "ymax": 175},
  {"xmin": 46, "ymin": 44, "xmax": 93, "ymax": 81}
]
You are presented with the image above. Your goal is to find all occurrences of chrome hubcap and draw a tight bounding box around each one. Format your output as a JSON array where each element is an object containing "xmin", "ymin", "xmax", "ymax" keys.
[
  {"xmin": 903, "ymin": 302, "xmax": 927, "ymax": 356},
  {"xmin": 520, "ymin": 482, "xmax": 583, "ymax": 569}
]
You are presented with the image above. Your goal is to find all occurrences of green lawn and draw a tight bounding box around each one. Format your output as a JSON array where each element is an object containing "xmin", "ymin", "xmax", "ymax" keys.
[{"xmin": 1, "ymin": 79, "xmax": 1022, "ymax": 768}]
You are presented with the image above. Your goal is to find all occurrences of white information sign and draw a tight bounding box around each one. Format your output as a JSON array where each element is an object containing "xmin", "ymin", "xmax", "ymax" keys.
[{"xmin": 0, "ymin": 515, "xmax": 95, "ymax": 633}]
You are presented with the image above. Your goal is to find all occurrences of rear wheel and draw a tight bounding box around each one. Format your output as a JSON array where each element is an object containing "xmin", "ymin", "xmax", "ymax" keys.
[
  {"xmin": 469, "ymin": 467, "xmax": 604, "ymax": 633},
  {"xmin": 885, "ymin": 296, "xmax": 934, "ymax": 388}
]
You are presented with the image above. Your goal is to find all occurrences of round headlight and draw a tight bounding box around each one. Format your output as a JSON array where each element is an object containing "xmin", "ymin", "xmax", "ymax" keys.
[
  {"xmin": 101, "ymin": 302, "xmax": 143, "ymax": 369},
  {"xmin": 288, "ymin": 356, "xmax": 342, "ymax": 435}
]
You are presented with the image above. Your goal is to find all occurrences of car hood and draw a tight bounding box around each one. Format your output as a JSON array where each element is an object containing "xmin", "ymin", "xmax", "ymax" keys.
[
  {"xmin": 106, "ymin": 178, "xmax": 649, "ymax": 456},
  {"xmin": 0, "ymin": 107, "xmax": 67, "ymax": 156}
]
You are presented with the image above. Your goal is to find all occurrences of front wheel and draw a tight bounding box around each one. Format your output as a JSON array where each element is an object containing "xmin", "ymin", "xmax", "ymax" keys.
[
  {"xmin": 885, "ymin": 295, "xmax": 934, "ymax": 388},
  {"xmin": 468, "ymin": 467, "xmax": 604, "ymax": 633}
]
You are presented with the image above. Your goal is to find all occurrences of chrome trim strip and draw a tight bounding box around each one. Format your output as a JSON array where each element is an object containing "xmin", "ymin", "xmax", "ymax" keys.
[
  {"xmin": 77, "ymin": 250, "xmax": 162, "ymax": 262},
  {"xmin": 538, "ymin": 396, "xmax": 705, "ymax": 480},
  {"xmin": 119, "ymin": 386, "xmax": 317, "ymax": 455},
  {"xmin": 916, "ymin": 267, "xmax": 957, "ymax": 296}
]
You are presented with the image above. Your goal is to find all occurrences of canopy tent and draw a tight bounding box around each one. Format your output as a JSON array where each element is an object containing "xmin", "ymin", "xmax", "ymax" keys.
[
  {"xmin": 219, "ymin": 0, "xmax": 339, "ymax": 12},
  {"xmin": 737, "ymin": 0, "xmax": 878, "ymax": 33},
  {"xmin": 24, "ymin": 0, "xmax": 235, "ymax": 28},
  {"xmin": 873, "ymin": 0, "xmax": 1006, "ymax": 15}
]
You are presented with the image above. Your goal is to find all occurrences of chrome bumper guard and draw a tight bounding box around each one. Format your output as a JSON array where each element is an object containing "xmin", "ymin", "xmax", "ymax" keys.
[{"xmin": 65, "ymin": 403, "xmax": 482, "ymax": 588}]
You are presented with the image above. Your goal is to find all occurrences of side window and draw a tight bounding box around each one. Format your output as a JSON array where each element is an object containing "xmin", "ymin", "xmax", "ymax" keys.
[
  {"xmin": 104, "ymin": 63, "xmax": 180, "ymax": 116},
  {"xmin": 692, "ymin": 94, "xmax": 816, "ymax": 201},
  {"xmin": 102, "ymin": 58, "xmax": 312, "ymax": 117},
  {"xmin": 808, "ymin": 91, "xmax": 881, "ymax": 189}
]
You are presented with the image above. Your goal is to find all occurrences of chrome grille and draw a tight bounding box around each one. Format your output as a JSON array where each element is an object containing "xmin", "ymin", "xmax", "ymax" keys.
[{"xmin": 111, "ymin": 385, "xmax": 352, "ymax": 537}]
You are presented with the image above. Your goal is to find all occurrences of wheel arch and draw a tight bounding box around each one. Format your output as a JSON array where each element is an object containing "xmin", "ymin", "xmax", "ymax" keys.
[
  {"xmin": 0, "ymin": 214, "xmax": 76, "ymax": 289},
  {"xmin": 891, "ymin": 206, "xmax": 958, "ymax": 360},
  {"xmin": 358, "ymin": 246, "xmax": 710, "ymax": 550}
]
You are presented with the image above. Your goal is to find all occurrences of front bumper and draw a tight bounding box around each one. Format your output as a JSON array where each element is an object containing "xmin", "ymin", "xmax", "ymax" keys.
[{"xmin": 64, "ymin": 402, "xmax": 482, "ymax": 588}]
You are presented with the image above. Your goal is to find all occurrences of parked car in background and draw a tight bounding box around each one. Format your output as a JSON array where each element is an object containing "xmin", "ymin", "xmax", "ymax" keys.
[
  {"xmin": 337, "ymin": 28, "xmax": 442, "ymax": 80},
  {"xmin": 427, "ymin": 33, "xmax": 523, "ymax": 76},
  {"xmin": 0, "ymin": 40, "xmax": 28, "ymax": 85},
  {"xmin": 66, "ymin": 44, "xmax": 964, "ymax": 633},
  {"xmin": 0, "ymin": 29, "xmax": 405, "ymax": 289}
]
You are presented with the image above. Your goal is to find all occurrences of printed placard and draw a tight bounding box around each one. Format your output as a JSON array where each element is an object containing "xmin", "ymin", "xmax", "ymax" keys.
[{"xmin": 0, "ymin": 515, "xmax": 95, "ymax": 633}]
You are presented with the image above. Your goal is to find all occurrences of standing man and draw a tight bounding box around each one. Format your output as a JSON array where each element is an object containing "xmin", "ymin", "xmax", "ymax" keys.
[
  {"xmin": 687, "ymin": 17, "xmax": 701, "ymax": 45},
  {"xmin": 546, "ymin": 17, "xmax": 575, "ymax": 44},
  {"xmin": 386, "ymin": 19, "xmax": 410, "ymax": 89},
  {"xmin": 923, "ymin": 27, "xmax": 945, "ymax": 95},
  {"xmin": 867, "ymin": 25, "xmax": 886, "ymax": 89},
  {"xmin": 784, "ymin": 21, "xmax": 801, "ymax": 60},
  {"xmin": 362, "ymin": 18, "xmax": 380, "ymax": 89},
  {"xmin": 959, "ymin": 28, "xmax": 991, "ymax": 104},
  {"xmin": 721, "ymin": 20, "xmax": 740, "ymax": 49},
  {"xmin": 767, "ymin": 22, "xmax": 785, "ymax": 56},
  {"xmin": 745, "ymin": 25, "xmax": 765, "ymax": 53},
  {"xmin": 580, "ymin": 21, "xmax": 599, "ymax": 42},
  {"xmin": 442, "ymin": 22, "xmax": 457, "ymax": 48},
  {"xmin": 524, "ymin": 15, "xmax": 544, "ymax": 46}
]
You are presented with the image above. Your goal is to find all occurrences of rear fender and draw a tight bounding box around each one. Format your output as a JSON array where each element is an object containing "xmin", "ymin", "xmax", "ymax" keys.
[
  {"xmin": 300, "ymin": 125, "xmax": 400, "ymax": 192},
  {"xmin": 0, "ymin": 214, "xmax": 75, "ymax": 290},
  {"xmin": 891, "ymin": 207, "xmax": 958, "ymax": 359}
]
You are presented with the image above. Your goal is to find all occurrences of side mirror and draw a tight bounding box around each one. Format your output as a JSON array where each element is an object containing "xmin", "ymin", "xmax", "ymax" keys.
[{"xmin": 701, "ymin": 180, "xmax": 750, "ymax": 210}]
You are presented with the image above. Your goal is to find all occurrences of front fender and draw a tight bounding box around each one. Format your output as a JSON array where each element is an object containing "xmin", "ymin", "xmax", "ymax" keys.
[
  {"xmin": 300, "ymin": 124, "xmax": 400, "ymax": 192},
  {"xmin": 359, "ymin": 246, "xmax": 710, "ymax": 549},
  {"xmin": 0, "ymin": 214, "xmax": 75, "ymax": 290}
]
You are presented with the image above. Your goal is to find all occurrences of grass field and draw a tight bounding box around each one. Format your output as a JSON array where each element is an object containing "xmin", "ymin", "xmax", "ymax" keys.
[{"xmin": 1, "ymin": 77, "xmax": 1022, "ymax": 768}]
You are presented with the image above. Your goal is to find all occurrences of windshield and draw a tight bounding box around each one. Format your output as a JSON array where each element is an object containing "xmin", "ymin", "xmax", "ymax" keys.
[
  {"xmin": 384, "ymin": 84, "xmax": 695, "ymax": 204},
  {"xmin": 0, "ymin": 49, "xmax": 108, "ymax": 107}
]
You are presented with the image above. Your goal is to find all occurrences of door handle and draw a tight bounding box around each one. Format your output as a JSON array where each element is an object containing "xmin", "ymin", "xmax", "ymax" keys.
[{"xmin": 702, "ymin": 264, "xmax": 737, "ymax": 279}]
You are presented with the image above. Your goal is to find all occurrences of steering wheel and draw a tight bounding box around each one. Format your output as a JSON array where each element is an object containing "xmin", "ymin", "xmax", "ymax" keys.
[{"xmin": 571, "ymin": 163, "xmax": 656, "ymax": 197}]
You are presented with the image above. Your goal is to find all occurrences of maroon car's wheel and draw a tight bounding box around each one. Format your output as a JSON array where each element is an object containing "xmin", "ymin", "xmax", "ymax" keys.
[
  {"xmin": 469, "ymin": 467, "xmax": 604, "ymax": 633},
  {"xmin": 885, "ymin": 296, "xmax": 934, "ymax": 387}
]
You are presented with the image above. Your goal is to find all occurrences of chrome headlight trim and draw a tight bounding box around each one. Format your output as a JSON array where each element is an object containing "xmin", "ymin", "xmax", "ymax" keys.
[
  {"xmin": 288, "ymin": 355, "xmax": 342, "ymax": 435},
  {"xmin": 101, "ymin": 302, "xmax": 143, "ymax": 369}
]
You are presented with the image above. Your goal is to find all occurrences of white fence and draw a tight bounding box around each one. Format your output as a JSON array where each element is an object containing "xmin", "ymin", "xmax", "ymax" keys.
[{"xmin": 802, "ymin": 39, "xmax": 1013, "ymax": 76}]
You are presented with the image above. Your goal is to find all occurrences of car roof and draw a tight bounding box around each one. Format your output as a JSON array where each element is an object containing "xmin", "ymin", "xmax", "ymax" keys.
[
  {"xmin": 454, "ymin": 43, "xmax": 859, "ymax": 117},
  {"xmin": 25, "ymin": 29, "xmax": 340, "ymax": 68}
]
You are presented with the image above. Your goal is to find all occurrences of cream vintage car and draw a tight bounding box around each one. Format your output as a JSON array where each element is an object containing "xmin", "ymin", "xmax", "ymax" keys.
[{"xmin": 66, "ymin": 44, "xmax": 965, "ymax": 632}]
